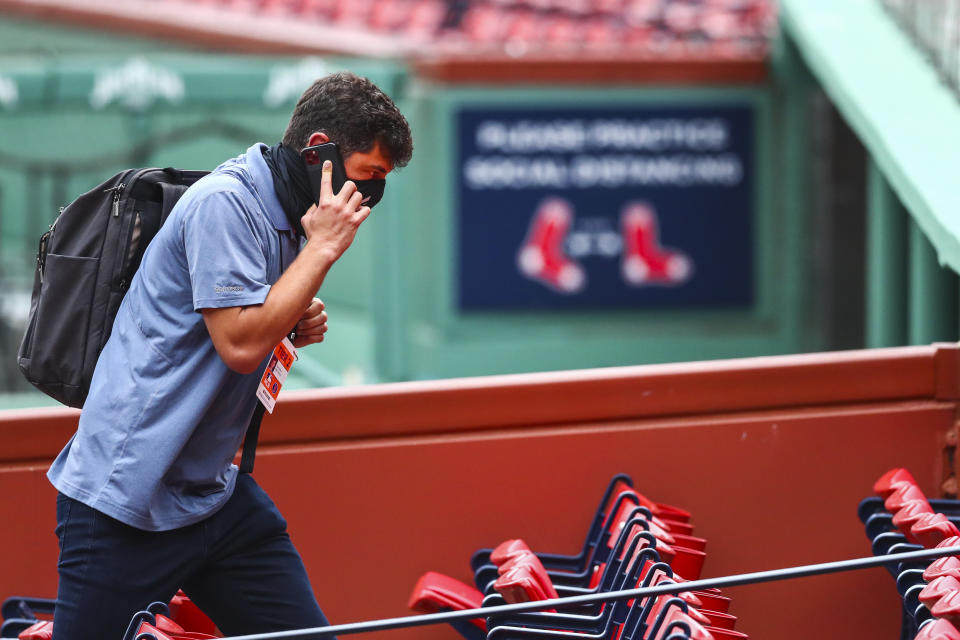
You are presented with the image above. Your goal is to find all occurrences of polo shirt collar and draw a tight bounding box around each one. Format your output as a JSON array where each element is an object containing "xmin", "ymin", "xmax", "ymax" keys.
[{"xmin": 246, "ymin": 143, "xmax": 293, "ymax": 233}]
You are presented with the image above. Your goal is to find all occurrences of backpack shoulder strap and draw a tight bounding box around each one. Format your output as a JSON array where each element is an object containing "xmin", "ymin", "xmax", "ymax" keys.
[
  {"xmin": 159, "ymin": 181, "xmax": 191, "ymax": 226},
  {"xmin": 158, "ymin": 168, "xmax": 209, "ymax": 225},
  {"xmin": 239, "ymin": 403, "xmax": 265, "ymax": 474}
]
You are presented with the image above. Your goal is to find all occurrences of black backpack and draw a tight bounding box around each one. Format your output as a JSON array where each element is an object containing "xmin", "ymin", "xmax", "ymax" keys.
[{"xmin": 17, "ymin": 167, "xmax": 208, "ymax": 408}]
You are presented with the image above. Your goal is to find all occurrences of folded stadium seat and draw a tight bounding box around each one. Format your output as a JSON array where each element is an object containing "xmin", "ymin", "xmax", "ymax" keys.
[
  {"xmin": 916, "ymin": 618, "xmax": 960, "ymax": 640},
  {"xmin": 410, "ymin": 547, "xmax": 735, "ymax": 639},
  {"xmin": 623, "ymin": 595, "xmax": 715, "ymax": 640},
  {"xmin": 485, "ymin": 549, "xmax": 716, "ymax": 640},
  {"xmin": 895, "ymin": 501, "xmax": 937, "ymax": 541},
  {"xmin": 913, "ymin": 514, "xmax": 960, "ymax": 548},
  {"xmin": 604, "ymin": 502, "xmax": 706, "ymax": 580},
  {"xmin": 493, "ymin": 535, "xmax": 674, "ymax": 595},
  {"xmin": 1, "ymin": 592, "xmax": 218, "ymax": 640},
  {"xmin": 411, "ymin": 475, "xmax": 740, "ymax": 640},
  {"xmin": 919, "ymin": 576, "xmax": 960, "ymax": 610},
  {"xmin": 408, "ymin": 571, "xmax": 486, "ymax": 623},
  {"xmin": 472, "ymin": 475, "xmax": 631, "ymax": 575},
  {"xmin": 875, "ymin": 468, "xmax": 920, "ymax": 498},
  {"xmin": 485, "ymin": 553, "xmax": 667, "ymax": 634},
  {"xmin": 685, "ymin": 590, "xmax": 729, "ymax": 615},
  {"xmin": 471, "ymin": 478, "xmax": 720, "ymax": 628},
  {"xmin": 122, "ymin": 606, "xmax": 218, "ymax": 640},
  {"xmin": 489, "ymin": 537, "xmax": 697, "ymax": 615},
  {"xmin": 496, "ymin": 555, "xmax": 559, "ymax": 603},
  {"xmin": 639, "ymin": 573, "xmax": 711, "ymax": 627},
  {"xmin": 408, "ymin": 572, "xmax": 488, "ymax": 640},
  {"xmin": 414, "ymin": 531, "xmax": 707, "ymax": 640},
  {"xmin": 485, "ymin": 536, "xmax": 738, "ymax": 638},
  {"xmin": 862, "ymin": 469, "xmax": 960, "ymax": 638},
  {"xmin": 605, "ymin": 478, "xmax": 693, "ymax": 525},
  {"xmin": 470, "ymin": 474, "xmax": 692, "ymax": 574},
  {"xmin": 484, "ymin": 598, "xmax": 714, "ymax": 640},
  {"xmin": 931, "ymin": 592, "xmax": 960, "ymax": 626},
  {"xmin": 603, "ymin": 509, "xmax": 704, "ymax": 582},
  {"xmin": 926, "ymin": 556, "xmax": 960, "ymax": 581},
  {"xmin": 476, "ymin": 513, "xmax": 678, "ymax": 594},
  {"xmin": 697, "ymin": 610, "xmax": 736, "ymax": 631},
  {"xmin": 634, "ymin": 571, "xmax": 740, "ymax": 636},
  {"xmin": 495, "ymin": 566, "xmax": 559, "ymax": 608},
  {"xmin": 698, "ymin": 627, "xmax": 747, "ymax": 640},
  {"xmin": 607, "ymin": 498, "xmax": 679, "ymax": 547},
  {"xmin": 166, "ymin": 592, "xmax": 218, "ymax": 638},
  {"xmin": 886, "ymin": 483, "xmax": 935, "ymax": 514},
  {"xmin": 491, "ymin": 546, "xmax": 558, "ymax": 604},
  {"xmin": 0, "ymin": 597, "xmax": 54, "ymax": 639},
  {"xmin": 505, "ymin": 530, "xmax": 666, "ymax": 606},
  {"xmin": 13, "ymin": 621, "xmax": 51, "ymax": 640},
  {"xmin": 475, "ymin": 502, "xmax": 699, "ymax": 593}
]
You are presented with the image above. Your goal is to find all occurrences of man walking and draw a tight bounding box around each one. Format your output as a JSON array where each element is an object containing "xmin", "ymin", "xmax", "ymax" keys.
[{"xmin": 47, "ymin": 71, "xmax": 413, "ymax": 640}]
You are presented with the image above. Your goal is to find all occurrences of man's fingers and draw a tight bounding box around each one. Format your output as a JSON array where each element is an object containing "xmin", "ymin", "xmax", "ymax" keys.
[
  {"xmin": 295, "ymin": 299, "xmax": 328, "ymax": 346},
  {"xmin": 337, "ymin": 179, "xmax": 358, "ymax": 203},
  {"xmin": 293, "ymin": 334, "xmax": 324, "ymax": 348},
  {"xmin": 297, "ymin": 326, "xmax": 328, "ymax": 340},
  {"xmin": 347, "ymin": 189, "xmax": 363, "ymax": 213},
  {"xmin": 295, "ymin": 324, "xmax": 328, "ymax": 345},
  {"xmin": 297, "ymin": 311, "xmax": 328, "ymax": 331},
  {"xmin": 303, "ymin": 297, "xmax": 325, "ymax": 317},
  {"xmin": 319, "ymin": 160, "xmax": 334, "ymax": 201}
]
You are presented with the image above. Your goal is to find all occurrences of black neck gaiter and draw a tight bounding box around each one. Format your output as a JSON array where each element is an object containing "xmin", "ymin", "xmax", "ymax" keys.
[{"xmin": 261, "ymin": 143, "xmax": 313, "ymax": 237}]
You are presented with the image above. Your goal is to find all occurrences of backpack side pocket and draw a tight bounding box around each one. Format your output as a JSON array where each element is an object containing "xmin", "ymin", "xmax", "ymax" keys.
[{"xmin": 28, "ymin": 254, "xmax": 100, "ymax": 406}]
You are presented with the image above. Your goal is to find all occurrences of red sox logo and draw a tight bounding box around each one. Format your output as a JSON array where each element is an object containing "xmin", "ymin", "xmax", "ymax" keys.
[{"xmin": 517, "ymin": 197, "xmax": 693, "ymax": 293}]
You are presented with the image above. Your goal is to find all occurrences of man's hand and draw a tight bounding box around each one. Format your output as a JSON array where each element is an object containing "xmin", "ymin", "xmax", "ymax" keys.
[
  {"xmin": 201, "ymin": 164, "xmax": 362, "ymax": 374},
  {"xmin": 292, "ymin": 298, "xmax": 328, "ymax": 349},
  {"xmin": 301, "ymin": 160, "xmax": 371, "ymax": 262}
]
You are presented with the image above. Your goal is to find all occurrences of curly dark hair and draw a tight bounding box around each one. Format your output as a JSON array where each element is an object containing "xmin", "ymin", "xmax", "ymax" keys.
[{"xmin": 282, "ymin": 71, "xmax": 413, "ymax": 168}]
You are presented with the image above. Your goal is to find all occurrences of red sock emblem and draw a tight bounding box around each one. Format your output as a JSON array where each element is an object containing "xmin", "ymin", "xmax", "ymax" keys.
[
  {"xmin": 517, "ymin": 198, "xmax": 586, "ymax": 293},
  {"xmin": 620, "ymin": 202, "xmax": 693, "ymax": 286}
]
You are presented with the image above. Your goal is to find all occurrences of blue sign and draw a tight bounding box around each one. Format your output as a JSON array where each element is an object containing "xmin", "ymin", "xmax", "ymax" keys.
[{"xmin": 456, "ymin": 104, "xmax": 755, "ymax": 311}]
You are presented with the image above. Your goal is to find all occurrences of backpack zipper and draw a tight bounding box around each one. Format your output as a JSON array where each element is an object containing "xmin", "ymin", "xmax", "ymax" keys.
[
  {"xmin": 105, "ymin": 182, "xmax": 125, "ymax": 217},
  {"xmin": 37, "ymin": 230, "xmax": 49, "ymax": 285},
  {"xmin": 37, "ymin": 207, "xmax": 65, "ymax": 284},
  {"xmin": 110, "ymin": 170, "xmax": 151, "ymax": 293}
]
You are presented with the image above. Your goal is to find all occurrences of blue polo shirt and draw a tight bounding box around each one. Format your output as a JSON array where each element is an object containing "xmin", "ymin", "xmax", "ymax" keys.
[{"xmin": 48, "ymin": 143, "xmax": 300, "ymax": 531}]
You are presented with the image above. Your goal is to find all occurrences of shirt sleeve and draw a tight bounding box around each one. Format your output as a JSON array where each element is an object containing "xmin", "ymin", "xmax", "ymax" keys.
[{"xmin": 181, "ymin": 190, "xmax": 273, "ymax": 311}]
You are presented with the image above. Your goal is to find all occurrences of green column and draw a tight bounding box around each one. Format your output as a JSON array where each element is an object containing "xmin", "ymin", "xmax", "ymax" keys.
[
  {"xmin": 908, "ymin": 217, "xmax": 958, "ymax": 345},
  {"xmin": 774, "ymin": 33, "xmax": 818, "ymax": 352},
  {"xmin": 865, "ymin": 159, "xmax": 908, "ymax": 348}
]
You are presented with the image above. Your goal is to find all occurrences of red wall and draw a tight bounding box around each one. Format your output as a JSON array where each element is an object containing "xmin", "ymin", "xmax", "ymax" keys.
[{"xmin": 1, "ymin": 344, "xmax": 957, "ymax": 640}]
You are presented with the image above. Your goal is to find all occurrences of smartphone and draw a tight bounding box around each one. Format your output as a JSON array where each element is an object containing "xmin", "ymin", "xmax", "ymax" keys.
[{"xmin": 301, "ymin": 142, "xmax": 347, "ymax": 202}]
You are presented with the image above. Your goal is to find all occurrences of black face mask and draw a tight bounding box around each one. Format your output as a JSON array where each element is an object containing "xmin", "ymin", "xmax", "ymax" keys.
[
  {"xmin": 262, "ymin": 144, "xmax": 388, "ymax": 238},
  {"xmin": 354, "ymin": 178, "xmax": 386, "ymax": 209}
]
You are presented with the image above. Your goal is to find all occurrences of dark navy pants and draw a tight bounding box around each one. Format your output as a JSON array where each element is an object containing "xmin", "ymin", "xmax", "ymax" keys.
[{"xmin": 52, "ymin": 474, "xmax": 332, "ymax": 640}]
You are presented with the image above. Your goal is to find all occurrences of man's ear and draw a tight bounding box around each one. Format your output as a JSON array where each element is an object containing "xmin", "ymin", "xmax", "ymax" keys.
[{"xmin": 306, "ymin": 132, "xmax": 330, "ymax": 147}]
